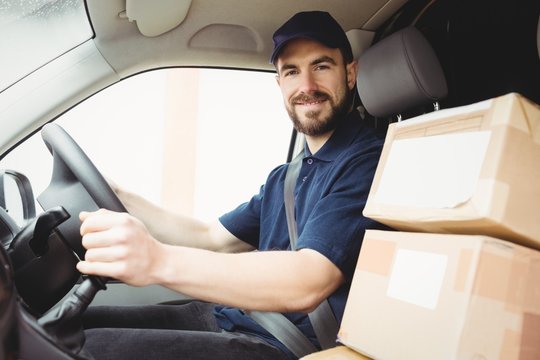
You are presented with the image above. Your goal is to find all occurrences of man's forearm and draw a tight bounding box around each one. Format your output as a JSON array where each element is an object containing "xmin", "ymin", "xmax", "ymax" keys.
[
  {"xmin": 116, "ymin": 188, "xmax": 252, "ymax": 253},
  {"xmin": 116, "ymin": 188, "xmax": 201, "ymax": 245},
  {"xmin": 78, "ymin": 209, "xmax": 343, "ymax": 313},
  {"xmin": 155, "ymin": 246, "xmax": 344, "ymax": 313}
]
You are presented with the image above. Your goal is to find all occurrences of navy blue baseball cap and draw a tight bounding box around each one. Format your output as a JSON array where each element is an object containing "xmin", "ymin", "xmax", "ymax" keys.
[{"xmin": 270, "ymin": 11, "xmax": 353, "ymax": 64}]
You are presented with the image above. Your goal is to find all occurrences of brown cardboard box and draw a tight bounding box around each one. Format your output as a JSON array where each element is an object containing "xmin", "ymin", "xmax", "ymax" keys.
[
  {"xmin": 363, "ymin": 93, "xmax": 540, "ymax": 249},
  {"xmin": 338, "ymin": 230, "xmax": 540, "ymax": 360},
  {"xmin": 301, "ymin": 346, "xmax": 372, "ymax": 360}
]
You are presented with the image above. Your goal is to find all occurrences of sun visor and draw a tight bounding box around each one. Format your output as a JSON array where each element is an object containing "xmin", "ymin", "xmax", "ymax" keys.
[{"xmin": 125, "ymin": 0, "xmax": 192, "ymax": 37}]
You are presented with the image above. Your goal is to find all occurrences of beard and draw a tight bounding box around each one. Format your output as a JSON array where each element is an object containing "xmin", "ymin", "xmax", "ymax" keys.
[{"xmin": 286, "ymin": 83, "xmax": 354, "ymax": 136}]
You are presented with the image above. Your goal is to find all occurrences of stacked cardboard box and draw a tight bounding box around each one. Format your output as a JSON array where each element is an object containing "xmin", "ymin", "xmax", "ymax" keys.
[
  {"xmin": 304, "ymin": 93, "xmax": 540, "ymax": 359},
  {"xmin": 302, "ymin": 346, "xmax": 372, "ymax": 359},
  {"xmin": 338, "ymin": 230, "xmax": 540, "ymax": 359},
  {"xmin": 362, "ymin": 92, "xmax": 540, "ymax": 250}
]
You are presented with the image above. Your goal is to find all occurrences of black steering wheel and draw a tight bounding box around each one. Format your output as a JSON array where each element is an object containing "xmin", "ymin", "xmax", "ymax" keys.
[
  {"xmin": 5, "ymin": 122, "xmax": 129, "ymax": 356},
  {"xmin": 9, "ymin": 123, "xmax": 127, "ymax": 316},
  {"xmin": 38, "ymin": 123, "xmax": 127, "ymax": 258},
  {"xmin": 6, "ymin": 123, "xmax": 128, "ymax": 354}
]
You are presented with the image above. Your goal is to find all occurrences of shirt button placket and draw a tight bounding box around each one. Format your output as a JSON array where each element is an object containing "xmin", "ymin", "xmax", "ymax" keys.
[{"xmin": 303, "ymin": 158, "xmax": 314, "ymax": 182}]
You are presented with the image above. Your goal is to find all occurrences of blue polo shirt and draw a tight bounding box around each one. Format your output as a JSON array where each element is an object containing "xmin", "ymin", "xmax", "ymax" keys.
[{"xmin": 215, "ymin": 109, "xmax": 386, "ymax": 359}]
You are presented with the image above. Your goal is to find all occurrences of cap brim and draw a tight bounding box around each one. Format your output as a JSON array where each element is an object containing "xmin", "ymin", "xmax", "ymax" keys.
[{"xmin": 270, "ymin": 32, "xmax": 338, "ymax": 64}]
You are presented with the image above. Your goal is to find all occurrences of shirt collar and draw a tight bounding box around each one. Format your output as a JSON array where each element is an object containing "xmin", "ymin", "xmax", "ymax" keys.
[{"xmin": 304, "ymin": 109, "xmax": 364, "ymax": 162}]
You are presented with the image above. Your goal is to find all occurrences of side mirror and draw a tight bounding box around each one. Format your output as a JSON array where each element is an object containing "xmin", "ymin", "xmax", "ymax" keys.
[{"xmin": 0, "ymin": 170, "xmax": 36, "ymax": 228}]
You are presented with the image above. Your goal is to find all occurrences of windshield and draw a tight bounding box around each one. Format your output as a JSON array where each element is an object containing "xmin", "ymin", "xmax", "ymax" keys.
[{"xmin": 0, "ymin": 0, "xmax": 93, "ymax": 91}]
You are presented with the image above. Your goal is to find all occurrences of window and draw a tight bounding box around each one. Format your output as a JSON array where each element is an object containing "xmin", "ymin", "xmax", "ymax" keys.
[
  {"xmin": 0, "ymin": 68, "xmax": 292, "ymax": 222},
  {"xmin": 0, "ymin": 0, "xmax": 93, "ymax": 91}
]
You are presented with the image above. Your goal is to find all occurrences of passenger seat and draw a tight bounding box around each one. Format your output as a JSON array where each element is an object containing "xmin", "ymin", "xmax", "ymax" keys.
[{"xmin": 356, "ymin": 26, "xmax": 448, "ymax": 121}]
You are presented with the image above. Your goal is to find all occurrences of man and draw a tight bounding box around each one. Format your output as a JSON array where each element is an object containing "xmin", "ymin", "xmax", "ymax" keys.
[{"xmin": 79, "ymin": 11, "xmax": 386, "ymax": 360}]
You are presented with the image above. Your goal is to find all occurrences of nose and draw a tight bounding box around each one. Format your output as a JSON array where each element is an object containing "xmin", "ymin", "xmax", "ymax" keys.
[{"xmin": 297, "ymin": 72, "xmax": 319, "ymax": 94}]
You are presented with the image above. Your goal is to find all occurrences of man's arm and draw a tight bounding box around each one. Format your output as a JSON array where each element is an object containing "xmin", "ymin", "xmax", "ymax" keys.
[
  {"xmin": 77, "ymin": 209, "xmax": 344, "ymax": 313},
  {"xmin": 115, "ymin": 186, "xmax": 254, "ymax": 253}
]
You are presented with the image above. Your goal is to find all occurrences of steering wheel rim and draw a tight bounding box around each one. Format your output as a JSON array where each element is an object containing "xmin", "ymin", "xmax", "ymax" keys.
[
  {"xmin": 40, "ymin": 123, "xmax": 126, "ymax": 213},
  {"xmin": 37, "ymin": 123, "xmax": 127, "ymax": 259}
]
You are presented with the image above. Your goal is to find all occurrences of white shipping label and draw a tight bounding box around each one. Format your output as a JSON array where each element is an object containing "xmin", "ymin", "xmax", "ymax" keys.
[
  {"xmin": 374, "ymin": 131, "xmax": 491, "ymax": 208},
  {"xmin": 387, "ymin": 249, "xmax": 448, "ymax": 309}
]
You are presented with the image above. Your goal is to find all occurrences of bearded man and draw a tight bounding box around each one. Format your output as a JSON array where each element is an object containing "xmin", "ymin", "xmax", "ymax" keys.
[{"xmin": 79, "ymin": 11, "xmax": 386, "ymax": 360}]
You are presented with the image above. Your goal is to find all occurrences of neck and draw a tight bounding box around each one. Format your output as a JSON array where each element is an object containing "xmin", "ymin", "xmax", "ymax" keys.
[{"xmin": 305, "ymin": 131, "xmax": 334, "ymax": 155}]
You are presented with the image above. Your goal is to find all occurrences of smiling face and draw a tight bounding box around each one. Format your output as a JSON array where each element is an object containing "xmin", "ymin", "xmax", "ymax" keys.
[{"xmin": 275, "ymin": 38, "xmax": 357, "ymax": 138}]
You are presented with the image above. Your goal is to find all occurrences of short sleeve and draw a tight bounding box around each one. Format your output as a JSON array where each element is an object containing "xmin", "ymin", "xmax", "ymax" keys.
[{"xmin": 219, "ymin": 185, "xmax": 263, "ymax": 248}]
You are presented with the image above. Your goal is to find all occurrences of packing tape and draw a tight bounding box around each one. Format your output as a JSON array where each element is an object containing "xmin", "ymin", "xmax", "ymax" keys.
[
  {"xmin": 454, "ymin": 249, "xmax": 473, "ymax": 293},
  {"xmin": 474, "ymin": 251, "xmax": 512, "ymax": 302},
  {"xmin": 356, "ymin": 237, "xmax": 396, "ymax": 276},
  {"xmin": 470, "ymin": 178, "xmax": 508, "ymax": 223},
  {"xmin": 506, "ymin": 251, "xmax": 530, "ymax": 312},
  {"xmin": 489, "ymin": 94, "xmax": 514, "ymax": 128},
  {"xmin": 500, "ymin": 329, "xmax": 520, "ymax": 360},
  {"xmin": 519, "ymin": 248, "xmax": 540, "ymax": 313},
  {"xmin": 474, "ymin": 243, "xmax": 540, "ymax": 313},
  {"xmin": 520, "ymin": 98, "xmax": 540, "ymax": 145},
  {"xmin": 519, "ymin": 312, "xmax": 540, "ymax": 360},
  {"xmin": 490, "ymin": 302, "xmax": 540, "ymax": 360}
]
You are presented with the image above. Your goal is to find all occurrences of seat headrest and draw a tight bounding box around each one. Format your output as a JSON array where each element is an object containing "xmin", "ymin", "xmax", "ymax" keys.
[{"xmin": 357, "ymin": 27, "xmax": 448, "ymax": 118}]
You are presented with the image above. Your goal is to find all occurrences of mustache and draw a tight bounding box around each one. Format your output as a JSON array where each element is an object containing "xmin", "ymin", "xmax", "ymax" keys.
[{"xmin": 292, "ymin": 91, "xmax": 329, "ymax": 104}]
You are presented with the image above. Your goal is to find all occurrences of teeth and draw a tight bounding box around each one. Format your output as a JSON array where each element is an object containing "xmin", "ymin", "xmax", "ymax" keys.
[{"xmin": 293, "ymin": 98, "xmax": 326, "ymax": 106}]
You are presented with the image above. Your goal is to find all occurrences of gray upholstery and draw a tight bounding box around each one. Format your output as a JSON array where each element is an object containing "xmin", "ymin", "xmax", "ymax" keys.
[{"xmin": 357, "ymin": 27, "xmax": 447, "ymax": 118}]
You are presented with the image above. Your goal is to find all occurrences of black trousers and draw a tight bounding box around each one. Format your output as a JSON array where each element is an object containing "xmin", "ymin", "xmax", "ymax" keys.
[{"xmin": 82, "ymin": 301, "xmax": 289, "ymax": 360}]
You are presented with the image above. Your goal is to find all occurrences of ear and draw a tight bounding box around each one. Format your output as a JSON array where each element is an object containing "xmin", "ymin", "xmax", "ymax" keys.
[
  {"xmin": 346, "ymin": 60, "xmax": 358, "ymax": 90},
  {"xmin": 275, "ymin": 74, "xmax": 280, "ymax": 86}
]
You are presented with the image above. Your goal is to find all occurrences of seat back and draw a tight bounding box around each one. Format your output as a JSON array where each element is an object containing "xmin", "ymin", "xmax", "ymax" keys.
[{"xmin": 357, "ymin": 27, "xmax": 448, "ymax": 119}]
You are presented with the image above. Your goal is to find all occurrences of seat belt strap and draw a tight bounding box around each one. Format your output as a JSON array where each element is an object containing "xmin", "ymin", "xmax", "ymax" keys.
[
  {"xmin": 307, "ymin": 299, "xmax": 339, "ymax": 350},
  {"xmin": 249, "ymin": 150, "xmax": 338, "ymax": 357},
  {"xmin": 248, "ymin": 310, "xmax": 318, "ymax": 358},
  {"xmin": 283, "ymin": 151, "xmax": 302, "ymax": 248},
  {"xmin": 284, "ymin": 151, "xmax": 339, "ymax": 350},
  {"xmin": 0, "ymin": 170, "xmax": 5, "ymax": 211}
]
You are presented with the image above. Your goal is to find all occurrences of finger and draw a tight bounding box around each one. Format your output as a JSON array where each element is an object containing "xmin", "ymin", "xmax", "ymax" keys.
[
  {"xmin": 79, "ymin": 211, "xmax": 92, "ymax": 222},
  {"xmin": 81, "ymin": 225, "xmax": 132, "ymax": 249},
  {"xmin": 81, "ymin": 228, "xmax": 114, "ymax": 249},
  {"xmin": 76, "ymin": 260, "xmax": 123, "ymax": 280},
  {"xmin": 80, "ymin": 209, "xmax": 108, "ymax": 236},
  {"xmin": 84, "ymin": 246, "xmax": 128, "ymax": 263},
  {"xmin": 80, "ymin": 209, "xmax": 128, "ymax": 236},
  {"xmin": 79, "ymin": 209, "xmax": 107, "ymax": 223}
]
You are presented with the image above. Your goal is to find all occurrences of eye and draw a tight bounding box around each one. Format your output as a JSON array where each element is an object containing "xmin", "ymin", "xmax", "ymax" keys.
[
  {"xmin": 314, "ymin": 64, "xmax": 330, "ymax": 71},
  {"xmin": 283, "ymin": 69, "xmax": 298, "ymax": 77}
]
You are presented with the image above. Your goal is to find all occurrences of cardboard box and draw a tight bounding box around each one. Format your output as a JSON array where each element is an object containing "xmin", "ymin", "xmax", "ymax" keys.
[
  {"xmin": 363, "ymin": 93, "xmax": 540, "ymax": 249},
  {"xmin": 338, "ymin": 230, "xmax": 540, "ymax": 360},
  {"xmin": 301, "ymin": 346, "xmax": 372, "ymax": 360}
]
